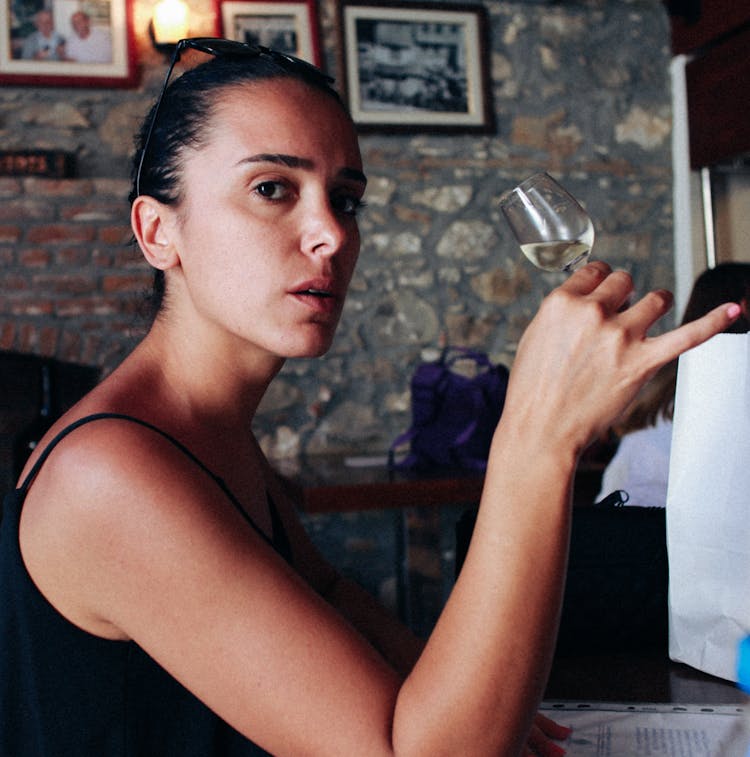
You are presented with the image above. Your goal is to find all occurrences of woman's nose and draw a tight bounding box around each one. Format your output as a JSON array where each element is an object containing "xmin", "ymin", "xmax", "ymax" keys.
[{"xmin": 300, "ymin": 199, "xmax": 350, "ymax": 258}]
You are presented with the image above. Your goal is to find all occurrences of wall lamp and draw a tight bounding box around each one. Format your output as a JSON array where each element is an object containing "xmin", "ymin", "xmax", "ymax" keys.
[{"xmin": 149, "ymin": 0, "xmax": 190, "ymax": 56}]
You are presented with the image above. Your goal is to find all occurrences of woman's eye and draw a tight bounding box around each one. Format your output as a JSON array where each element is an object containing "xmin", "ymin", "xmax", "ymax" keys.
[
  {"xmin": 332, "ymin": 194, "xmax": 366, "ymax": 216},
  {"xmin": 254, "ymin": 181, "xmax": 288, "ymax": 200}
]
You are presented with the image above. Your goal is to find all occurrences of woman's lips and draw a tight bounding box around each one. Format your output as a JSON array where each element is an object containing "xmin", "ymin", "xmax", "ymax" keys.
[{"xmin": 291, "ymin": 281, "xmax": 340, "ymax": 314}]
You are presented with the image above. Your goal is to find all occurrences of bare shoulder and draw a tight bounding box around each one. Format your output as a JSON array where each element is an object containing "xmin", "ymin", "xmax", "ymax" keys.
[
  {"xmin": 21, "ymin": 413, "xmax": 221, "ymax": 516},
  {"xmin": 18, "ymin": 414, "xmax": 266, "ymax": 637}
]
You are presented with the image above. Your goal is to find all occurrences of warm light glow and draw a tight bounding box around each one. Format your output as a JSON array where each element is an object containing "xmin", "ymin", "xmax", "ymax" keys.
[{"xmin": 152, "ymin": 0, "xmax": 189, "ymax": 44}]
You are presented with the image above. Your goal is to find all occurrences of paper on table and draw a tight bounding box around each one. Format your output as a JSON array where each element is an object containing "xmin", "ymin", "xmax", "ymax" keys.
[
  {"xmin": 666, "ymin": 334, "xmax": 750, "ymax": 682},
  {"xmin": 541, "ymin": 701, "xmax": 746, "ymax": 756}
]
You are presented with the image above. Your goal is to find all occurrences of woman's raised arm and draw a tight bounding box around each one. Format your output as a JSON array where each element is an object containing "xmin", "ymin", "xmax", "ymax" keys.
[{"xmin": 390, "ymin": 262, "xmax": 739, "ymax": 755}]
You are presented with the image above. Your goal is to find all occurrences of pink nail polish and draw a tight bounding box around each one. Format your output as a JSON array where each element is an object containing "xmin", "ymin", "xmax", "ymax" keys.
[{"xmin": 727, "ymin": 303, "xmax": 742, "ymax": 318}]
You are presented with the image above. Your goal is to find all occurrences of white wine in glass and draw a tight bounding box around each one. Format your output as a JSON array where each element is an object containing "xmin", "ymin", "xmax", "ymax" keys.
[{"xmin": 500, "ymin": 172, "xmax": 594, "ymax": 272}]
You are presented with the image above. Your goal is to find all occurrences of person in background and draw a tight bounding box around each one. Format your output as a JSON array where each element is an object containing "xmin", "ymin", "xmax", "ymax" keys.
[
  {"xmin": 598, "ymin": 262, "xmax": 750, "ymax": 507},
  {"xmin": 0, "ymin": 39, "xmax": 740, "ymax": 756},
  {"xmin": 20, "ymin": 8, "xmax": 65, "ymax": 61},
  {"xmin": 65, "ymin": 10, "xmax": 112, "ymax": 64}
]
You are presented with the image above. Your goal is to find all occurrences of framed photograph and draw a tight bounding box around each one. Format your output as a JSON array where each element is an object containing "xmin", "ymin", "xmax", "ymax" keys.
[
  {"xmin": 0, "ymin": 0, "xmax": 137, "ymax": 87},
  {"xmin": 339, "ymin": 1, "xmax": 493, "ymax": 133},
  {"xmin": 221, "ymin": 0, "xmax": 322, "ymax": 67}
]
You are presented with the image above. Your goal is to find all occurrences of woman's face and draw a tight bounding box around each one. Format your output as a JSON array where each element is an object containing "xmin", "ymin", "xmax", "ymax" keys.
[{"xmin": 166, "ymin": 78, "xmax": 365, "ymax": 362}]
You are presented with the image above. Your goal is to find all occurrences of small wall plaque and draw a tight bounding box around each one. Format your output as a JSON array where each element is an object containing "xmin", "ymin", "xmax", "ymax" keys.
[{"xmin": 0, "ymin": 150, "xmax": 75, "ymax": 178}]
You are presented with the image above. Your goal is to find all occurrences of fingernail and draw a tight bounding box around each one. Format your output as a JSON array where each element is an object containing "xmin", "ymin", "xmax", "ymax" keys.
[{"xmin": 727, "ymin": 303, "xmax": 741, "ymax": 319}]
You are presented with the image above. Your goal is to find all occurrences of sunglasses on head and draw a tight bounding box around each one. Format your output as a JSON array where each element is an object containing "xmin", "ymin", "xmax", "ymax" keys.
[{"xmin": 135, "ymin": 37, "xmax": 335, "ymax": 198}]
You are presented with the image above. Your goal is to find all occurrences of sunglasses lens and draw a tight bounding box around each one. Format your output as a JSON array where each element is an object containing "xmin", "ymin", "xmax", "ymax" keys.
[{"xmin": 187, "ymin": 38, "xmax": 254, "ymax": 56}]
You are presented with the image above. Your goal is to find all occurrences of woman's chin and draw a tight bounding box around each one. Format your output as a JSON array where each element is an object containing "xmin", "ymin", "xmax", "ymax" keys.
[{"xmin": 282, "ymin": 335, "xmax": 337, "ymax": 360}]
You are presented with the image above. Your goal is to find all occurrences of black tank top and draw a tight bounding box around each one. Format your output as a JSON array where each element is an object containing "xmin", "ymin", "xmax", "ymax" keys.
[{"xmin": 0, "ymin": 413, "xmax": 291, "ymax": 756}]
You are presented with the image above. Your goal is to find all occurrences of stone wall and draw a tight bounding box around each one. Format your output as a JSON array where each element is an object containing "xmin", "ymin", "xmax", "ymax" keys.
[{"xmin": 0, "ymin": 0, "xmax": 675, "ymax": 460}]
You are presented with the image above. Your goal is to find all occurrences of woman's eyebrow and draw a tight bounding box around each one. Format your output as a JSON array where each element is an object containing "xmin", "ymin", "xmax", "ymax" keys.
[
  {"xmin": 244, "ymin": 153, "xmax": 311, "ymax": 169},
  {"xmin": 242, "ymin": 153, "xmax": 367, "ymax": 186}
]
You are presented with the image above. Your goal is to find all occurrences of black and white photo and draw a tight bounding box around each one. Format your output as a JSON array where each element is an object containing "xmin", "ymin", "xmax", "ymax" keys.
[
  {"xmin": 340, "ymin": 1, "xmax": 492, "ymax": 132},
  {"xmin": 221, "ymin": 0, "xmax": 321, "ymax": 66}
]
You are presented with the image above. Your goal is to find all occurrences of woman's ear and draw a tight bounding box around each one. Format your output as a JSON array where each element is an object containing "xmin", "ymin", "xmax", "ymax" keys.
[{"xmin": 131, "ymin": 196, "xmax": 180, "ymax": 271}]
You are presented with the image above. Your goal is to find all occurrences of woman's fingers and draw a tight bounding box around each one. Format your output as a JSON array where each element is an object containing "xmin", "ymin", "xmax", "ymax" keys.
[
  {"xmin": 525, "ymin": 712, "xmax": 571, "ymax": 756},
  {"xmin": 533, "ymin": 711, "xmax": 573, "ymax": 740},
  {"xmin": 568, "ymin": 266, "xmax": 739, "ymax": 368},
  {"xmin": 558, "ymin": 261, "xmax": 612, "ymax": 296},
  {"xmin": 645, "ymin": 302, "xmax": 742, "ymax": 363},
  {"xmin": 617, "ymin": 288, "xmax": 674, "ymax": 337},
  {"xmin": 503, "ymin": 262, "xmax": 741, "ymax": 449},
  {"xmin": 504, "ymin": 265, "xmax": 741, "ymax": 453},
  {"xmin": 560, "ymin": 263, "xmax": 636, "ymax": 317}
]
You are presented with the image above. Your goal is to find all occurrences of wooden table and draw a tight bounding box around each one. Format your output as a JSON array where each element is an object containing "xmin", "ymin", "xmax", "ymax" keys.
[
  {"xmin": 275, "ymin": 453, "xmax": 605, "ymax": 513},
  {"xmin": 275, "ymin": 454, "xmax": 484, "ymax": 513}
]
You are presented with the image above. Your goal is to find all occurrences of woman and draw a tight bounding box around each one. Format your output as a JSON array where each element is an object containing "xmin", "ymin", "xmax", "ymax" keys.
[
  {"xmin": 1, "ymin": 40, "xmax": 740, "ymax": 755},
  {"xmin": 598, "ymin": 262, "xmax": 750, "ymax": 507}
]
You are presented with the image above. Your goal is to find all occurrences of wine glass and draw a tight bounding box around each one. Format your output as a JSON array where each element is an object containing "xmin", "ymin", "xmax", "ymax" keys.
[{"xmin": 499, "ymin": 172, "xmax": 594, "ymax": 272}]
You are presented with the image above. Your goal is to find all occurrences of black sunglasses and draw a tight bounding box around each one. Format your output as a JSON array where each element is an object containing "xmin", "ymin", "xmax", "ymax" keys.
[{"xmin": 135, "ymin": 37, "xmax": 335, "ymax": 198}]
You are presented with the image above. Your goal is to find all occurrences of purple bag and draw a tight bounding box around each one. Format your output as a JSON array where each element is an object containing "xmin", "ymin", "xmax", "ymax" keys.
[{"xmin": 389, "ymin": 347, "xmax": 509, "ymax": 472}]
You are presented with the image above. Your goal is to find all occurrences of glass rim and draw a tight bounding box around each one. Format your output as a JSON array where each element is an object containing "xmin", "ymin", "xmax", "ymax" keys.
[
  {"xmin": 514, "ymin": 171, "xmax": 555, "ymax": 192},
  {"xmin": 498, "ymin": 171, "xmax": 582, "ymax": 209},
  {"xmin": 498, "ymin": 172, "xmax": 552, "ymax": 207}
]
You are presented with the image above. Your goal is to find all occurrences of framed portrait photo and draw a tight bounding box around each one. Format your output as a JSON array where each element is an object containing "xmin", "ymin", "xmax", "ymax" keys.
[
  {"xmin": 220, "ymin": 0, "xmax": 322, "ymax": 67},
  {"xmin": 0, "ymin": 0, "xmax": 137, "ymax": 87},
  {"xmin": 339, "ymin": 0, "xmax": 494, "ymax": 133}
]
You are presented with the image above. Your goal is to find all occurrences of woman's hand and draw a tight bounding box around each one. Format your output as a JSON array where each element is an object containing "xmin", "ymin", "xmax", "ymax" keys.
[
  {"xmin": 501, "ymin": 261, "xmax": 740, "ymax": 457},
  {"xmin": 524, "ymin": 712, "xmax": 572, "ymax": 756}
]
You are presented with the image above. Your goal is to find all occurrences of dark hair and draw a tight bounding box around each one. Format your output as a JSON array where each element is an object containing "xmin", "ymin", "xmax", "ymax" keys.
[
  {"xmin": 682, "ymin": 262, "xmax": 750, "ymax": 332},
  {"xmin": 130, "ymin": 53, "xmax": 349, "ymax": 319},
  {"xmin": 615, "ymin": 262, "xmax": 750, "ymax": 435}
]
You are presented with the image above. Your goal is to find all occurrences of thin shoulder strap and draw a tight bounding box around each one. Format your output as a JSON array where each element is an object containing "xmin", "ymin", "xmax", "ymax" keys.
[{"xmin": 19, "ymin": 412, "xmax": 278, "ymax": 552}]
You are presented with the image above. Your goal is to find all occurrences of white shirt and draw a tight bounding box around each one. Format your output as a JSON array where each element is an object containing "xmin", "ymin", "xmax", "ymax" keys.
[
  {"xmin": 597, "ymin": 416, "xmax": 673, "ymax": 508},
  {"xmin": 65, "ymin": 26, "xmax": 111, "ymax": 64}
]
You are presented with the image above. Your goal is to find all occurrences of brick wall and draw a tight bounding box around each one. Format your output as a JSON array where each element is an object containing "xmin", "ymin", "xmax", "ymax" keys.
[{"xmin": 0, "ymin": 177, "xmax": 147, "ymax": 369}]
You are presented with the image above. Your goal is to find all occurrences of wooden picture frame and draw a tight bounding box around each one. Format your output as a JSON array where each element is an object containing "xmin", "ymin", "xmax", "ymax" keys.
[
  {"xmin": 338, "ymin": 0, "xmax": 494, "ymax": 133},
  {"xmin": 0, "ymin": 0, "xmax": 137, "ymax": 87},
  {"xmin": 220, "ymin": 0, "xmax": 322, "ymax": 67}
]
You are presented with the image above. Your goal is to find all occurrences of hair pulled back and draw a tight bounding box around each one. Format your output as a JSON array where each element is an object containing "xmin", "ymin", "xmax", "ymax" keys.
[{"xmin": 130, "ymin": 53, "xmax": 348, "ymax": 318}]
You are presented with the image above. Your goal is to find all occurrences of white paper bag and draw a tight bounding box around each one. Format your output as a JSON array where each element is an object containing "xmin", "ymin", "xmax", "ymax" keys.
[{"xmin": 666, "ymin": 333, "xmax": 750, "ymax": 682}]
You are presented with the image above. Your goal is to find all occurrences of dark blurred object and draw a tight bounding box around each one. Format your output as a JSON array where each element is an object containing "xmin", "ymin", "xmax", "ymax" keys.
[
  {"xmin": 666, "ymin": 0, "xmax": 750, "ymax": 168},
  {"xmin": 664, "ymin": 0, "xmax": 701, "ymax": 27},
  {"xmin": 667, "ymin": 0, "xmax": 750, "ymax": 54},
  {"xmin": 579, "ymin": 430, "xmax": 618, "ymax": 467},
  {"xmin": 455, "ymin": 504, "xmax": 668, "ymax": 657},
  {"xmin": 12, "ymin": 361, "xmax": 54, "ymax": 483},
  {"xmin": 0, "ymin": 352, "xmax": 100, "ymax": 496}
]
